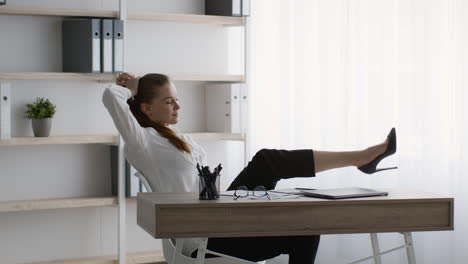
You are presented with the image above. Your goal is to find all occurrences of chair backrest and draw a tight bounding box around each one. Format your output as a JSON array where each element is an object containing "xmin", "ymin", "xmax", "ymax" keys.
[
  {"xmin": 133, "ymin": 171, "xmax": 262, "ymax": 264},
  {"xmin": 134, "ymin": 171, "xmax": 153, "ymax": 192}
]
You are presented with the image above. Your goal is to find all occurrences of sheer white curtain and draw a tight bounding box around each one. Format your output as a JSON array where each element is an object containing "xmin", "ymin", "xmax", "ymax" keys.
[{"xmin": 247, "ymin": 0, "xmax": 468, "ymax": 263}]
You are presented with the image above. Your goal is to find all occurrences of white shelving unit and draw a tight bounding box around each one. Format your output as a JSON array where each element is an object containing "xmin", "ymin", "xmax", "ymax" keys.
[{"xmin": 0, "ymin": 2, "xmax": 247, "ymax": 264}]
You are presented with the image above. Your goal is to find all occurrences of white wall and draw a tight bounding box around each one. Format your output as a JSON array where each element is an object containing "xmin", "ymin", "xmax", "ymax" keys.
[{"xmin": 0, "ymin": 0, "xmax": 245, "ymax": 263}]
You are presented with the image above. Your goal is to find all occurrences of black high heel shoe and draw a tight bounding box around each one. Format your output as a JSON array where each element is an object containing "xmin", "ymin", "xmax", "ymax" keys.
[{"xmin": 358, "ymin": 127, "xmax": 398, "ymax": 174}]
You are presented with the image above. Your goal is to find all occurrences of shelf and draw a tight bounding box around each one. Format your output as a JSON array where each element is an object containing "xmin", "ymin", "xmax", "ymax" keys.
[
  {"xmin": 0, "ymin": 6, "xmax": 245, "ymax": 26},
  {"xmin": 0, "ymin": 72, "xmax": 118, "ymax": 82},
  {"xmin": 170, "ymin": 73, "xmax": 245, "ymax": 82},
  {"xmin": 0, "ymin": 133, "xmax": 242, "ymax": 146},
  {"xmin": 0, "ymin": 133, "xmax": 243, "ymax": 147},
  {"xmin": 189, "ymin": 132, "xmax": 245, "ymax": 141},
  {"xmin": 0, "ymin": 72, "xmax": 244, "ymax": 82},
  {"xmin": 0, "ymin": 197, "xmax": 153, "ymax": 212},
  {"xmin": 26, "ymin": 250, "xmax": 165, "ymax": 264},
  {"xmin": 128, "ymin": 11, "xmax": 245, "ymax": 26},
  {"xmin": 0, "ymin": 135, "xmax": 119, "ymax": 146},
  {"xmin": 0, "ymin": 197, "xmax": 118, "ymax": 212},
  {"xmin": 0, "ymin": 6, "xmax": 118, "ymax": 18}
]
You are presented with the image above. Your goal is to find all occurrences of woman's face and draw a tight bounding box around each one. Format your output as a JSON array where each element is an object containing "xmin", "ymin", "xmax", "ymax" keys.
[{"xmin": 142, "ymin": 82, "xmax": 180, "ymax": 125}]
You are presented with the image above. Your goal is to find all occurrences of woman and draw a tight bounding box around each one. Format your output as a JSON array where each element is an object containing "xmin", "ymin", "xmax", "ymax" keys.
[{"xmin": 102, "ymin": 72, "xmax": 397, "ymax": 264}]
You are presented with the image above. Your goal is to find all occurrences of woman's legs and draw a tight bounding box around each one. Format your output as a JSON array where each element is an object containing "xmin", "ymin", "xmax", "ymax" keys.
[
  {"xmin": 226, "ymin": 137, "xmax": 389, "ymax": 190},
  {"xmin": 288, "ymin": 235, "xmax": 321, "ymax": 264},
  {"xmin": 210, "ymin": 139, "xmax": 390, "ymax": 263},
  {"xmin": 227, "ymin": 148, "xmax": 316, "ymax": 190},
  {"xmin": 196, "ymin": 235, "xmax": 320, "ymax": 264},
  {"xmin": 313, "ymin": 138, "xmax": 389, "ymax": 173}
]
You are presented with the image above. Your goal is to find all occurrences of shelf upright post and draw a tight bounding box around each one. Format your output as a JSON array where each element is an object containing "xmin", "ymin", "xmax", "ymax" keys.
[
  {"xmin": 243, "ymin": 16, "xmax": 250, "ymax": 168},
  {"xmin": 117, "ymin": 1, "xmax": 127, "ymax": 264},
  {"xmin": 117, "ymin": 139, "xmax": 126, "ymax": 264}
]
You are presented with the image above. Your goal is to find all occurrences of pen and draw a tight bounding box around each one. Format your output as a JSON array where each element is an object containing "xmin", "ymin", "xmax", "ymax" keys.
[{"xmin": 295, "ymin": 188, "xmax": 316, "ymax": 190}]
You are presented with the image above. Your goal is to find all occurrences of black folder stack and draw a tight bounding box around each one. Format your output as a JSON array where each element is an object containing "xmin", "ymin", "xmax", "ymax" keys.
[
  {"xmin": 62, "ymin": 18, "xmax": 124, "ymax": 73},
  {"xmin": 110, "ymin": 145, "xmax": 143, "ymax": 198},
  {"xmin": 205, "ymin": 0, "xmax": 250, "ymax": 17}
]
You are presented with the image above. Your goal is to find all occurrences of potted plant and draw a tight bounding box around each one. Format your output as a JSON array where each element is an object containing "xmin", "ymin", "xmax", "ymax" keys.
[{"xmin": 24, "ymin": 97, "xmax": 57, "ymax": 137}]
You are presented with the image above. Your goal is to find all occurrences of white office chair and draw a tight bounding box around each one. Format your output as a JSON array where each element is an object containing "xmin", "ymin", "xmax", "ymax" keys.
[
  {"xmin": 349, "ymin": 232, "xmax": 416, "ymax": 264},
  {"xmin": 134, "ymin": 171, "xmax": 265, "ymax": 264}
]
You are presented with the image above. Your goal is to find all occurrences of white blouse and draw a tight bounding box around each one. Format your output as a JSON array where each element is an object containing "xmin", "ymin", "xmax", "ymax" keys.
[{"xmin": 102, "ymin": 84, "xmax": 207, "ymax": 256}]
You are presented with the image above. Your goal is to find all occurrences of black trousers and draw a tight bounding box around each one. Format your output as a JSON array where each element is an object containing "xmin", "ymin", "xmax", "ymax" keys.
[{"xmin": 191, "ymin": 148, "xmax": 320, "ymax": 264}]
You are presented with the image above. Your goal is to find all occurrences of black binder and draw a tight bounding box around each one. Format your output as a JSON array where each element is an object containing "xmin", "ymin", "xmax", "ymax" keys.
[
  {"xmin": 110, "ymin": 145, "xmax": 143, "ymax": 198},
  {"xmin": 205, "ymin": 0, "xmax": 242, "ymax": 16},
  {"xmin": 62, "ymin": 19, "xmax": 101, "ymax": 73}
]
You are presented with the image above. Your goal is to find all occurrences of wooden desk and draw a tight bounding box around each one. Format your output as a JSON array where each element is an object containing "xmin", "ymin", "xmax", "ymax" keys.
[{"xmin": 137, "ymin": 189, "xmax": 453, "ymax": 239}]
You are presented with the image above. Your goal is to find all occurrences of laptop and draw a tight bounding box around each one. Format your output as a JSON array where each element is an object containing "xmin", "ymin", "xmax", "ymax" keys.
[{"xmin": 299, "ymin": 187, "xmax": 388, "ymax": 199}]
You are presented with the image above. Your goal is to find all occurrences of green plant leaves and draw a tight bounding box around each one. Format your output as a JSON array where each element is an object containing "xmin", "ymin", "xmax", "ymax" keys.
[{"xmin": 24, "ymin": 97, "xmax": 57, "ymax": 119}]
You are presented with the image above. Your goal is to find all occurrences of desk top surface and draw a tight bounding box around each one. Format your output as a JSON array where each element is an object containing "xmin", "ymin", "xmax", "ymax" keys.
[
  {"xmin": 137, "ymin": 188, "xmax": 454, "ymax": 237},
  {"xmin": 137, "ymin": 188, "xmax": 453, "ymax": 207}
]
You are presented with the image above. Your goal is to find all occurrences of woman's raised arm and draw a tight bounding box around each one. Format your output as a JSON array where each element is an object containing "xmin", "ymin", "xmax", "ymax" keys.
[{"xmin": 102, "ymin": 73, "xmax": 147, "ymax": 149}]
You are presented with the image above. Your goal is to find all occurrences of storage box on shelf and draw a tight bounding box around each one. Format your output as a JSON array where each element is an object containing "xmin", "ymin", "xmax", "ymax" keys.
[{"xmin": 205, "ymin": 83, "xmax": 248, "ymax": 134}]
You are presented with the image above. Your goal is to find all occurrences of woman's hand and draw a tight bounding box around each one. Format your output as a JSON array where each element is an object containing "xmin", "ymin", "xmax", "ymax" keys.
[
  {"xmin": 116, "ymin": 72, "xmax": 139, "ymax": 97},
  {"xmin": 116, "ymin": 72, "xmax": 135, "ymax": 87}
]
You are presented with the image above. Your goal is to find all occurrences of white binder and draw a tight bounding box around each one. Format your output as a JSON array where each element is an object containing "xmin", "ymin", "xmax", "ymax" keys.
[
  {"xmin": 232, "ymin": 0, "xmax": 241, "ymax": 16},
  {"xmin": 91, "ymin": 20, "xmax": 101, "ymax": 73},
  {"xmin": 205, "ymin": 83, "xmax": 244, "ymax": 133},
  {"xmin": 113, "ymin": 20, "xmax": 124, "ymax": 73},
  {"xmin": 229, "ymin": 83, "xmax": 241, "ymax": 133},
  {"xmin": 0, "ymin": 83, "xmax": 11, "ymax": 139},
  {"xmin": 101, "ymin": 19, "xmax": 113, "ymax": 73},
  {"xmin": 242, "ymin": 0, "xmax": 250, "ymax": 16},
  {"xmin": 129, "ymin": 165, "xmax": 140, "ymax": 197},
  {"xmin": 239, "ymin": 83, "xmax": 248, "ymax": 133}
]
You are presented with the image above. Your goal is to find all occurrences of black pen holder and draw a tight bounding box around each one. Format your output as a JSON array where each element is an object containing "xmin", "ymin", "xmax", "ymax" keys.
[{"xmin": 199, "ymin": 174, "xmax": 220, "ymax": 200}]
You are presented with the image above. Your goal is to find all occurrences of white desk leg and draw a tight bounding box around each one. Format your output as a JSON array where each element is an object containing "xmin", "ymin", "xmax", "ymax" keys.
[
  {"xmin": 370, "ymin": 233, "xmax": 383, "ymax": 264},
  {"xmin": 195, "ymin": 238, "xmax": 208, "ymax": 264},
  {"xmin": 403, "ymin": 232, "xmax": 416, "ymax": 264},
  {"xmin": 172, "ymin": 239, "xmax": 185, "ymax": 264}
]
